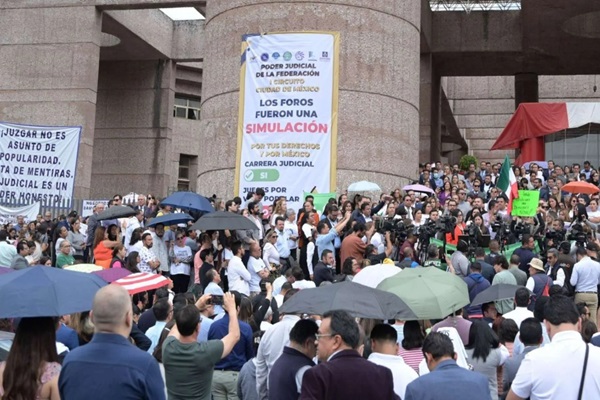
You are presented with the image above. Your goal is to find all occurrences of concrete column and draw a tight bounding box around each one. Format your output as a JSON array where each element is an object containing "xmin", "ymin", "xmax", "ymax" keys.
[
  {"xmin": 420, "ymin": 53, "xmax": 442, "ymax": 164},
  {"xmin": 92, "ymin": 60, "xmax": 175, "ymax": 197},
  {"xmin": 200, "ymin": 0, "xmax": 422, "ymax": 197},
  {"xmin": 0, "ymin": 6, "xmax": 102, "ymax": 199},
  {"xmin": 515, "ymin": 73, "xmax": 543, "ymax": 162}
]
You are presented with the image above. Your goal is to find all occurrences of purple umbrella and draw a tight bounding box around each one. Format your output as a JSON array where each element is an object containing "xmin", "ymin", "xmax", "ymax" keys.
[
  {"xmin": 402, "ymin": 184, "xmax": 435, "ymax": 195},
  {"xmin": 92, "ymin": 268, "xmax": 132, "ymax": 283}
]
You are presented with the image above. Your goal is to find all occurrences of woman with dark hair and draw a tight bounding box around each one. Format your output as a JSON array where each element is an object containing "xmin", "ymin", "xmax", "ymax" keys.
[
  {"xmin": 465, "ymin": 320, "xmax": 507, "ymax": 400},
  {"xmin": 68, "ymin": 219, "xmax": 86, "ymax": 262},
  {"xmin": 341, "ymin": 257, "xmax": 359, "ymax": 282},
  {"xmin": 439, "ymin": 181, "xmax": 452, "ymax": 205},
  {"xmin": 547, "ymin": 196, "xmax": 560, "ymax": 214},
  {"xmin": 0, "ymin": 317, "xmax": 61, "ymax": 400},
  {"xmin": 125, "ymin": 251, "xmax": 141, "ymax": 273},
  {"xmin": 127, "ymin": 227, "xmax": 144, "ymax": 255},
  {"xmin": 498, "ymin": 318, "xmax": 518, "ymax": 356},
  {"xmin": 338, "ymin": 193, "xmax": 348, "ymax": 207},
  {"xmin": 93, "ymin": 226, "xmax": 121, "ymax": 269},
  {"xmin": 398, "ymin": 320, "xmax": 425, "ymax": 373},
  {"xmin": 341, "ymin": 200, "xmax": 354, "ymax": 214},
  {"xmin": 110, "ymin": 244, "xmax": 127, "ymax": 269},
  {"xmin": 106, "ymin": 224, "xmax": 119, "ymax": 242}
]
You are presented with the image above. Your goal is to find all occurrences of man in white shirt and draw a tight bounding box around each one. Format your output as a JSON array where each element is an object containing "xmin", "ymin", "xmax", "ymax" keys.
[
  {"xmin": 503, "ymin": 287, "xmax": 534, "ymax": 328},
  {"xmin": 150, "ymin": 224, "xmax": 169, "ymax": 276},
  {"xmin": 570, "ymin": 245, "xmax": 600, "ymax": 325},
  {"xmin": 145, "ymin": 299, "xmax": 172, "ymax": 354},
  {"xmin": 227, "ymin": 241, "xmax": 251, "ymax": 296},
  {"xmin": 205, "ymin": 269, "xmax": 225, "ymax": 315},
  {"xmin": 248, "ymin": 242, "xmax": 270, "ymax": 295},
  {"xmin": 139, "ymin": 233, "xmax": 160, "ymax": 274},
  {"xmin": 255, "ymin": 290, "xmax": 301, "ymax": 400},
  {"xmin": 0, "ymin": 230, "xmax": 16, "ymax": 268},
  {"xmin": 368, "ymin": 324, "xmax": 418, "ymax": 400},
  {"xmin": 125, "ymin": 210, "xmax": 144, "ymax": 248},
  {"xmin": 507, "ymin": 295, "xmax": 600, "ymax": 400},
  {"xmin": 247, "ymin": 202, "xmax": 265, "ymax": 241}
]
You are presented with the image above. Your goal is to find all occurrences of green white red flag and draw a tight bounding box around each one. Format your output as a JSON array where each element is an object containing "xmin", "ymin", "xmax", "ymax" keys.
[{"xmin": 496, "ymin": 155, "xmax": 519, "ymax": 213}]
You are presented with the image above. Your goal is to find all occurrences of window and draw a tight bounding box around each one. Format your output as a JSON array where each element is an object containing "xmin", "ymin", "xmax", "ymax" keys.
[
  {"xmin": 174, "ymin": 96, "xmax": 201, "ymax": 120},
  {"xmin": 178, "ymin": 155, "xmax": 195, "ymax": 191}
]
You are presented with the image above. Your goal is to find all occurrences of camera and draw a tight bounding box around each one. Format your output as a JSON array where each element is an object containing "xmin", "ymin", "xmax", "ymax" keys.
[
  {"xmin": 546, "ymin": 229, "xmax": 565, "ymax": 243},
  {"xmin": 376, "ymin": 218, "xmax": 413, "ymax": 238},
  {"xmin": 513, "ymin": 222, "xmax": 532, "ymax": 237},
  {"xmin": 438, "ymin": 216, "xmax": 457, "ymax": 234},
  {"xmin": 567, "ymin": 223, "xmax": 588, "ymax": 245}
]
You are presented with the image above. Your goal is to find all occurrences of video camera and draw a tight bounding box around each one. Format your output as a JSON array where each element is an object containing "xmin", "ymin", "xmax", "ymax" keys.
[
  {"xmin": 376, "ymin": 218, "xmax": 414, "ymax": 242},
  {"xmin": 545, "ymin": 229, "xmax": 565, "ymax": 244},
  {"xmin": 567, "ymin": 223, "xmax": 588, "ymax": 246},
  {"xmin": 491, "ymin": 215, "xmax": 510, "ymax": 236},
  {"xmin": 513, "ymin": 221, "xmax": 532, "ymax": 239}
]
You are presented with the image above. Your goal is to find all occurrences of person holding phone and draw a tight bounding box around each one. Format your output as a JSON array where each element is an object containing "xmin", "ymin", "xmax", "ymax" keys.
[
  {"xmin": 204, "ymin": 269, "xmax": 225, "ymax": 316},
  {"xmin": 163, "ymin": 292, "xmax": 241, "ymax": 400}
]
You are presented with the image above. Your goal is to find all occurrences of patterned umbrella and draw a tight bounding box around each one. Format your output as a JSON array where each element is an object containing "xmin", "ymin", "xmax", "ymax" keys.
[
  {"xmin": 112, "ymin": 272, "xmax": 170, "ymax": 295},
  {"xmin": 92, "ymin": 268, "xmax": 132, "ymax": 283}
]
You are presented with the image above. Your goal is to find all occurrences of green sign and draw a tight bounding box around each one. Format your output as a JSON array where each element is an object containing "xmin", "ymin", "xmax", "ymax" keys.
[
  {"xmin": 304, "ymin": 192, "xmax": 336, "ymax": 213},
  {"xmin": 511, "ymin": 190, "xmax": 540, "ymax": 217},
  {"xmin": 243, "ymin": 169, "xmax": 280, "ymax": 182}
]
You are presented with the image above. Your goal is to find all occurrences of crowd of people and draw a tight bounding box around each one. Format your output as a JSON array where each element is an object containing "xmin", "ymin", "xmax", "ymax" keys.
[{"xmin": 2, "ymin": 159, "xmax": 600, "ymax": 399}]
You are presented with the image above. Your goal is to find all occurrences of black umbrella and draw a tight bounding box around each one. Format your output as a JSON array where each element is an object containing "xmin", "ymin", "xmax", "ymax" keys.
[
  {"xmin": 278, "ymin": 281, "xmax": 417, "ymax": 320},
  {"xmin": 95, "ymin": 205, "xmax": 137, "ymax": 221},
  {"xmin": 189, "ymin": 211, "xmax": 258, "ymax": 231},
  {"xmin": 471, "ymin": 284, "xmax": 524, "ymax": 306}
]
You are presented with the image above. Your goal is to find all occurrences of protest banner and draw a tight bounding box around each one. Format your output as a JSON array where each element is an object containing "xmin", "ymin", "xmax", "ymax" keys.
[
  {"xmin": 235, "ymin": 32, "xmax": 340, "ymax": 212},
  {"xmin": 0, "ymin": 122, "xmax": 81, "ymax": 206},
  {"xmin": 0, "ymin": 202, "xmax": 40, "ymax": 224},
  {"xmin": 511, "ymin": 190, "xmax": 540, "ymax": 217},
  {"xmin": 82, "ymin": 200, "xmax": 109, "ymax": 218}
]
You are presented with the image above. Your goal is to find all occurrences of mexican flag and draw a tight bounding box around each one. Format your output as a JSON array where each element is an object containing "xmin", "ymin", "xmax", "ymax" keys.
[{"xmin": 496, "ymin": 155, "xmax": 519, "ymax": 213}]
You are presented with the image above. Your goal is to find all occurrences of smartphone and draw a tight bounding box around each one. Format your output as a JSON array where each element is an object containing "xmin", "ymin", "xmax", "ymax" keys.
[{"xmin": 211, "ymin": 295, "xmax": 224, "ymax": 306}]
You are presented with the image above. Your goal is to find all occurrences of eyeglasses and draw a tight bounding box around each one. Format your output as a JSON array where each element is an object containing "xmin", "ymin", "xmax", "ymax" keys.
[
  {"xmin": 176, "ymin": 236, "xmax": 184, "ymax": 240},
  {"xmin": 315, "ymin": 333, "xmax": 336, "ymax": 340}
]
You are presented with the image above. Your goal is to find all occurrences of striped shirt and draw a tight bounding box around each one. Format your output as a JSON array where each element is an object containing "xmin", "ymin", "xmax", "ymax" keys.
[{"xmin": 398, "ymin": 347, "xmax": 423, "ymax": 374}]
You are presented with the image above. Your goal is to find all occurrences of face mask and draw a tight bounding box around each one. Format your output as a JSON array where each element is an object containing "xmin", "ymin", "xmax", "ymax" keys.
[{"xmin": 433, "ymin": 173, "xmax": 439, "ymax": 179}]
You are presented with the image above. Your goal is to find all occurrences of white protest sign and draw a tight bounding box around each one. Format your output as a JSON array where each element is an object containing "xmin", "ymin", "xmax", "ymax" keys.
[
  {"xmin": 235, "ymin": 32, "xmax": 340, "ymax": 212},
  {"xmin": 0, "ymin": 122, "xmax": 81, "ymax": 205},
  {"xmin": 0, "ymin": 202, "xmax": 40, "ymax": 225},
  {"xmin": 82, "ymin": 200, "xmax": 109, "ymax": 218}
]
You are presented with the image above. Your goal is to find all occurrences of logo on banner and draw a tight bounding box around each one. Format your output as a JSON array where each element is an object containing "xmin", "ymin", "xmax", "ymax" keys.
[
  {"xmin": 272, "ymin": 52, "xmax": 280, "ymax": 60},
  {"xmin": 260, "ymin": 53, "xmax": 269, "ymax": 62},
  {"xmin": 308, "ymin": 51, "xmax": 317, "ymax": 61},
  {"xmin": 320, "ymin": 51, "xmax": 330, "ymax": 61},
  {"xmin": 295, "ymin": 51, "xmax": 304, "ymax": 61},
  {"xmin": 283, "ymin": 51, "xmax": 292, "ymax": 61}
]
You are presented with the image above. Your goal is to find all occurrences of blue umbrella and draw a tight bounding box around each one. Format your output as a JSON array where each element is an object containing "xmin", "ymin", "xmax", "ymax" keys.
[
  {"xmin": 160, "ymin": 192, "xmax": 214, "ymax": 213},
  {"xmin": 146, "ymin": 212, "xmax": 194, "ymax": 228},
  {"xmin": 0, "ymin": 266, "xmax": 107, "ymax": 318}
]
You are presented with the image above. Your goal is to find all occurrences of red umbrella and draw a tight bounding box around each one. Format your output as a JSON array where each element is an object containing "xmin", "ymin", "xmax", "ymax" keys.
[
  {"xmin": 112, "ymin": 272, "xmax": 170, "ymax": 295},
  {"xmin": 562, "ymin": 181, "xmax": 600, "ymax": 195}
]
